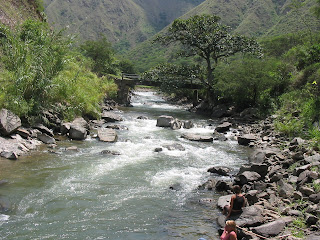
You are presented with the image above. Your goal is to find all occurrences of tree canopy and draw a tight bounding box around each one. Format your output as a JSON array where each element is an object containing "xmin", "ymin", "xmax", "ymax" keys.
[{"xmin": 155, "ymin": 14, "xmax": 262, "ymax": 92}]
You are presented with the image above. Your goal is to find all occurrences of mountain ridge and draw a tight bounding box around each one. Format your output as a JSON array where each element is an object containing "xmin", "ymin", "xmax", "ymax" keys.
[{"xmin": 43, "ymin": 0, "xmax": 205, "ymax": 50}]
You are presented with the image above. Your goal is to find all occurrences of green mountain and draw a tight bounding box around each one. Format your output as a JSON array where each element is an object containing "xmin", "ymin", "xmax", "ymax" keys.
[
  {"xmin": 127, "ymin": 0, "xmax": 320, "ymax": 72},
  {"xmin": 0, "ymin": 0, "xmax": 43, "ymax": 27},
  {"xmin": 43, "ymin": 0, "xmax": 204, "ymax": 51}
]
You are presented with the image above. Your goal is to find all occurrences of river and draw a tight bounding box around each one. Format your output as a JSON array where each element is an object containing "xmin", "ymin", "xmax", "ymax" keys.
[{"xmin": 0, "ymin": 91, "xmax": 250, "ymax": 240}]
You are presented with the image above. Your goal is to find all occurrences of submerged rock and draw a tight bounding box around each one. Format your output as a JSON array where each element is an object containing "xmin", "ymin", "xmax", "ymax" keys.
[
  {"xmin": 156, "ymin": 115, "xmax": 174, "ymax": 127},
  {"xmin": 181, "ymin": 133, "xmax": 213, "ymax": 142}
]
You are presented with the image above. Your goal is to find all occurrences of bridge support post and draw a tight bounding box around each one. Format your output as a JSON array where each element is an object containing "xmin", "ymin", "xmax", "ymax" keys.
[{"xmin": 193, "ymin": 90, "xmax": 199, "ymax": 107}]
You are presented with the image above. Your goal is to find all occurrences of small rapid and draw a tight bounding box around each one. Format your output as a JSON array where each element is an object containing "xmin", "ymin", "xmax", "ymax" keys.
[{"xmin": 0, "ymin": 91, "xmax": 250, "ymax": 240}]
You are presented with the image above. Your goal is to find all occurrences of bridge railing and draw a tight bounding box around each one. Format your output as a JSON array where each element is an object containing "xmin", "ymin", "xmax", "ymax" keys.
[{"xmin": 121, "ymin": 73, "xmax": 140, "ymax": 80}]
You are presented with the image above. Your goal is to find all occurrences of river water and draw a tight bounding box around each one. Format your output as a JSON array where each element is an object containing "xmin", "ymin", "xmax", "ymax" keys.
[{"xmin": 0, "ymin": 91, "xmax": 250, "ymax": 240}]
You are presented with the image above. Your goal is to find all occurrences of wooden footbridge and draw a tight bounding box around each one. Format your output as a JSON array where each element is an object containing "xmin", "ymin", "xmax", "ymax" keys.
[
  {"xmin": 116, "ymin": 73, "xmax": 203, "ymax": 88},
  {"xmin": 114, "ymin": 73, "xmax": 203, "ymax": 106}
]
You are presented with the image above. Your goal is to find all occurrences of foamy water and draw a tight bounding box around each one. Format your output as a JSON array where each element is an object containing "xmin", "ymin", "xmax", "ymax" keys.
[{"xmin": 0, "ymin": 91, "xmax": 250, "ymax": 240}]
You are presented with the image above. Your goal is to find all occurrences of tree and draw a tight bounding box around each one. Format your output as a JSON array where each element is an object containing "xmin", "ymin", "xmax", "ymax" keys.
[
  {"xmin": 80, "ymin": 36, "xmax": 119, "ymax": 76},
  {"xmin": 314, "ymin": 0, "xmax": 320, "ymax": 18},
  {"xmin": 155, "ymin": 14, "xmax": 261, "ymax": 102}
]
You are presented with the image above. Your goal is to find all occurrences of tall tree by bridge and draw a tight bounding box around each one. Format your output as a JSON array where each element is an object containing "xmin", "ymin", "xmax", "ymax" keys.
[{"xmin": 155, "ymin": 14, "xmax": 262, "ymax": 103}]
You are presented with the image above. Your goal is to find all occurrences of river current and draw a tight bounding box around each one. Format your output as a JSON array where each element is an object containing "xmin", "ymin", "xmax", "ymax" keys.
[{"xmin": 0, "ymin": 91, "xmax": 250, "ymax": 240}]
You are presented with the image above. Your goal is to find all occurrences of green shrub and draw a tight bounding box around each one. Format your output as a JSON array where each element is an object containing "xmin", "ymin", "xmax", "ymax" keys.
[
  {"xmin": 0, "ymin": 20, "xmax": 118, "ymax": 122},
  {"xmin": 214, "ymin": 56, "xmax": 290, "ymax": 113}
]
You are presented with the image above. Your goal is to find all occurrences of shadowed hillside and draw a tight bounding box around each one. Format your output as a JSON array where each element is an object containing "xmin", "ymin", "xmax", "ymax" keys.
[
  {"xmin": 43, "ymin": 0, "xmax": 204, "ymax": 51},
  {"xmin": 127, "ymin": 0, "xmax": 320, "ymax": 72}
]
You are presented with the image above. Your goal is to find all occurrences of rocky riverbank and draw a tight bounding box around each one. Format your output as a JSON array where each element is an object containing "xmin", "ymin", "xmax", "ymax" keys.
[
  {"xmin": 1, "ymin": 95, "xmax": 319, "ymax": 239},
  {"xmin": 0, "ymin": 99, "xmax": 122, "ymax": 160},
  {"xmin": 198, "ymin": 115, "xmax": 320, "ymax": 240}
]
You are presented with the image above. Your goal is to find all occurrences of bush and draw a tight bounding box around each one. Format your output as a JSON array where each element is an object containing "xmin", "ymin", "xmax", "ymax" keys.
[
  {"xmin": 214, "ymin": 56, "xmax": 291, "ymax": 113},
  {"xmin": 0, "ymin": 20, "xmax": 118, "ymax": 122}
]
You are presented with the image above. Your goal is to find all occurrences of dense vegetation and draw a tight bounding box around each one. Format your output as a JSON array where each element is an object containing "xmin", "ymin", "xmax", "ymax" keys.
[
  {"xmin": 0, "ymin": 20, "xmax": 119, "ymax": 123},
  {"xmin": 145, "ymin": 11, "xmax": 320, "ymax": 149},
  {"xmin": 127, "ymin": 0, "xmax": 320, "ymax": 73}
]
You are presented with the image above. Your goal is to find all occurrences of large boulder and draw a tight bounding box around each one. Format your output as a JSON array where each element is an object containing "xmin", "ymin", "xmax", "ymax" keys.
[
  {"xmin": 235, "ymin": 205, "xmax": 265, "ymax": 227},
  {"xmin": 72, "ymin": 117, "xmax": 89, "ymax": 130},
  {"xmin": 69, "ymin": 125, "xmax": 87, "ymax": 140},
  {"xmin": 156, "ymin": 115, "xmax": 174, "ymax": 127},
  {"xmin": 207, "ymin": 166, "xmax": 231, "ymax": 176},
  {"xmin": 0, "ymin": 151, "xmax": 18, "ymax": 160},
  {"xmin": 211, "ymin": 104, "xmax": 228, "ymax": 118},
  {"xmin": 37, "ymin": 133, "xmax": 56, "ymax": 144},
  {"xmin": 239, "ymin": 171, "xmax": 261, "ymax": 185},
  {"xmin": 60, "ymin": 122, "xmax": 71, "ymax": 135},
  {"xmin": 33, "ymin": 123, "xmax": 54, "ymax": 137},
  {"xmin": 217, "ymin": 194, "xmax": 233, "ymax": 209},
  {"xmin": 252, "ymin": 218, "xmax": 287, "ymax": 237},
  {"xmin": 215, "ymin": 122, "xmax": 232, "ymax": 133},
  {"xmin": 101, "ymin": 112, "xmax": 123, "ymax": 122},
  {"xmin": 238, "ymin": 134, "xmax": 257, "ymax": 146},
  {"xmin": 0, "ymin": 109, "xmax": 21, "ymax": 136},
  {"xmin": 97, "ymin": 128, "xmax": 118, "ymax": 142},
  {"xmin": 181, "ymin": 133, "xmax": 213, "ymax": 142}
]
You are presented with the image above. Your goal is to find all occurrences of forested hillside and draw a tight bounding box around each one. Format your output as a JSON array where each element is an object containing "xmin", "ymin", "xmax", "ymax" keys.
[
  {"xmin": 128, "ymin": 0, "xmax": 320, "ymax": 72},
  {"xmin": 43, "ymin": 0, "xmax": 204, "ymax": 51}
]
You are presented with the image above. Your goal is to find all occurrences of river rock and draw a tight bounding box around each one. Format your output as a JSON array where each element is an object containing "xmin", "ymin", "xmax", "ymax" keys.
[
  {"xmin": 305, "ymin": 153, "xmax": 320, "ymax": 164},
  {"xmin": 278, "ymin": 179, "xmax": 294, "ymax": 198},
  {"xmin": 238, "ymin": 134, "xmax": 257, "ymax": 146},
  {"xmin": 60, "ymin": 123, "xmax": 71, "ymax": 135},
  {"xmin": 106, "ymin": 125, "xmax": 129, "ymax": 130},
  {"xmin": 207, "ymin": 166, "xmax": 231, "ymax": 176},
  {"xmin": 156, "ymin": 115, "xmax": 174, "ymax": 127},
  {"xmin": 163, "ymin": 143, "xmax": 185, "ymax": 151},
  {"xmin": 154, "ymin": 148, "xmax": 163, "ymax": 152},
  {"xmin": 309, "ymin": 192, "xmax": 320, "ymax": 204},
  {"xmin": 215, "ymin": 122, "xmax": 232, "ymax": 133},
  {"xmin": 101, "ymin": 150, "xmax": 121, "ymax": 155},
  {"xmin": 240, "ymin": 108, "xmax": 258, "ymax": 120},
  {"xmin": 235, "ymin": 205, "xmax": 265, "ymax": 227},
  {"xmin": 69, "ymin": 125, "xmax": 87, "ymax": 140},
  {"xmin": 36, "ymin": 133, "xmax": 56, "ymax": 144},
  {"xmin": 170, "ymin": 119, "xmax": 182, "ymax": 130},
  {"xmin": 72, "ymin": 117, "xmax": 89, "ymax": 130},
  {"xmin": 0, "ymin": 151, "xmax": 18, "ymax": 160},
  {"xmin": 217, "ymin": 194, "xmax": 232, "ymax": 209},
  {"xmin": 33, "ymin": 123, "xmax": 54, "ymax": 137},
  {"xmin": 66, "ymin": 146, "xmax": 79, "ymax": 152},
  {"xmin": 181, "ymin": 133, "xmax": 213, "ymax": 142},
  {"xmin": 299, "ymin": 186, "xmax": 315, "ymax": 196},
  {"xmin": 101, "ymin": 112, "xmax": 123, "ymax": 122},
  {"xmin": 215, "ymin": 180, "xmax": 231, "ymax": 192},
  {"xmin": 98, "ymin": 128, "xmax": 118, "ymax": 142},
  {"xmin": 0, "ymin": 109, "xmax": 21, "ymax": 136},
  {"xmin": 0, "ymin": 196, "xmax": 11, "ymax": 212},
  {"xmin": 16, "ymin": 128, "xmax": 31, "ymax": 139},
  {"xmin": 183, "ymin": 120, "xmax": 193, "ymax": 129},
  {"xmin": 211, "ymin": 104, "xmax": 228, "ymax": 118},
  {"xmin": 198, "ymin": 178, "xmax": 217, "ymax": 191},
  {"xmin": 252, "ymin": 218, "xmax": 286, "ymax": 237},
  {"xmin": 137, "ymin": 116, "xmax": 148, "ymax": 120},
  {"xmin": 239, "ymin": 171, "xmax": 261, "ymax": 185}
]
